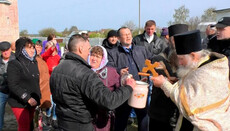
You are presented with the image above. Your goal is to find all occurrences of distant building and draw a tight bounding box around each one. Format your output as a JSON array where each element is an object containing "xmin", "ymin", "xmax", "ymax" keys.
[
  {"xmin": 214, "ymin": 8, "xmax": 230, "ymax": 21},
  {"xmin": 0, "ymin": 0, "xmax": 19, "ymax": 43}
]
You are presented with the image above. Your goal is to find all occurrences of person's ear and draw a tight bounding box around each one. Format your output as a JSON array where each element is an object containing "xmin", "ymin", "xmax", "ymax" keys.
[
  {"xmin": 190, "ymin": 52, "xmax": 198, "ymax": 61},
  {"xmin": 79, "ymin": 46, "xmax": 83, "ymax": 53}
]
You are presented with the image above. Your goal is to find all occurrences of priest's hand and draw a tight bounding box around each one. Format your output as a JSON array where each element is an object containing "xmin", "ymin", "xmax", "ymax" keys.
[{"xmin": 151, "ymin": 75, "xmax": 166, "ymax": 87}]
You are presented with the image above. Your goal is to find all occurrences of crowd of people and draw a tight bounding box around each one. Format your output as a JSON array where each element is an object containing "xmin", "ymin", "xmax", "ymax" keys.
[{"xmin": 0, "ymin": 17, "xmax": 230, "ymax": 131}]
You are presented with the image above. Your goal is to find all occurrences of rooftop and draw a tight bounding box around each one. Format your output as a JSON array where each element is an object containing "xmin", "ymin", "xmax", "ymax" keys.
[{"xmin": 0, "ymin": 0, "xmax": 11, "ymax": 5}]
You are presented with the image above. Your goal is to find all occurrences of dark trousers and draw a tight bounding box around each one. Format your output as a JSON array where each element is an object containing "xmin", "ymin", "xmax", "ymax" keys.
[
  {"xmin": 58, "ymin": 119, "xmax": 94, "ymax": 131},
  {"xmin": 114, "ymin": 101, "xmax": 148, "ymax": 131},
  {"xmin": 149, "ymin": 117, "xmax": 173, "ymax": 131},
  {"xmin": 180, "ymin": 117, "xmax": 194, "ymax": 131}
]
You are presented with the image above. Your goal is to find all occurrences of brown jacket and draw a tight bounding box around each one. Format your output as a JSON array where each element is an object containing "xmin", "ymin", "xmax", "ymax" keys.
[{"xmin": 36, "ymin": 56, "xmax": 51, "ymax": 108}]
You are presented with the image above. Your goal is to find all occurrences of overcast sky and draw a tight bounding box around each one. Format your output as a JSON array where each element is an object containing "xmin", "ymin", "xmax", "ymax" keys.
[{"xmin": 18, "ymin": 0, "xmax": 230, "ymax": 34}]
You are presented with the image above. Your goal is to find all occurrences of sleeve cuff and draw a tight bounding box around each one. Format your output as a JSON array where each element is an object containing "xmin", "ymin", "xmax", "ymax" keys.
[
  {"xmin": 160, "ymin": 80, "xmax": 173, "ymax": 97},
  {"xmin": 21, "ymin": 93, "xmax": 31, "ymax": 103}
]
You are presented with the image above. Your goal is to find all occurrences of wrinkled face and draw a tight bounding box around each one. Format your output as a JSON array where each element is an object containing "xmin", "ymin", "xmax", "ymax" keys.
[
  {"xmin": 82, "ymin": 41, "xmax": 91, "ymax": 61},
  {"xmin": 119, "ymin": 28, "xmax": 132, "ymax": 46},
  {"xmin": 90, "ymin": 53, "xmax": 102, "ymax": 69},
  {"xmin": 145, "ymin": 25, "xmax": 156, "ymax": 36},
  {"xmin": 24, "ymin": 44, "xmax": 35, "ymax": 58},
  {"xmin": 177, "ymin": 55, "xmax": 191, "ymax": 67},
  {"xmin": 35, "ymin": 45, "xmax": 42, "ymax": 55},
  {"xmin": 1, "ymin": 48, "xmax": 11, "ymax": 60},
  {"xmin": 177, "ymin": 54, "xmax": 197, "ymax": 78},
  {"xmin": 108, "ymin": 36, "xmax": 118, "ymax": 45},
  {"xmin": 216, "ymin": 26, "xmax": 230, "ymax": 40}
]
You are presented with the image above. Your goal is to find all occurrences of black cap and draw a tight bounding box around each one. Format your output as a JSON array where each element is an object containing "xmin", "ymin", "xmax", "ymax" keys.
[
  {"xmin": 0, "ymin": 41, "xmax": 11, "ymax": 51},
  {"xmin": 107, "ymin": 30, "xmax": 118, "ymax": 38},
  {"xmin": 168, "ymin": 24, "xmax": 188, "ymax": 37},
  {"xmin": 215, "ymin": 17, "xmax": 230, "ymax": 28},
  {"xmin": 174, "ymin": 30, "xmax": 202, "ymax": 55}
]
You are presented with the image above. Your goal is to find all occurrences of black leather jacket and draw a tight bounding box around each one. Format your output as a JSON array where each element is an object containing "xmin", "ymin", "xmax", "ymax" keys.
[{"xmin": 50, "ymin": 52, "xmax": 132, "ymax": 130}]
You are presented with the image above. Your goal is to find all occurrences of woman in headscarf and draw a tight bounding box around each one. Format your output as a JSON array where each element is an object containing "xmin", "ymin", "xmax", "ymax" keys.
[
  {"xmin": 88, "ymin": 45, "xmax": 120, "ymax": 131},
  {"xmin": 7, "ymin": 37, "xmax": 41, "ymax": 131}
]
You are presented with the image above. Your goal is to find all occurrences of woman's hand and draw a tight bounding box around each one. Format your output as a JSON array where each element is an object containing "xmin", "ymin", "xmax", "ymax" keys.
[
  {"xmin": 28, "ymin": 98, "xmax": 37, "ymax": 106},
  {"xmin": 120, "ymin": 67, "xmax": 129, "ymax": 76}
]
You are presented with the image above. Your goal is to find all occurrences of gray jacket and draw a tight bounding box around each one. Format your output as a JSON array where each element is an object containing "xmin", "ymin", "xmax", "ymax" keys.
[
  {"xmin": 133, "ymin": 32, "xmax": 168, "ymax": 56},
  {"xmin": 0, "ymin": 52, "xmax": 15, "ymax": 94}
]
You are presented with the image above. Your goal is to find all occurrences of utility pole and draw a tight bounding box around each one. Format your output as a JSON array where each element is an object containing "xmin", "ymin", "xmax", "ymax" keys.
[{"xmin": 139, "ymin": 0, "xmax": 141, "ymax": 34}]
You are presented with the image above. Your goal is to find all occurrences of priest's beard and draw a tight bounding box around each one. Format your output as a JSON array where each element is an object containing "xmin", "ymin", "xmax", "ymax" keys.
[{"xmin": 177, "ymin": 57, "xmax": 199, "ymax": 78}]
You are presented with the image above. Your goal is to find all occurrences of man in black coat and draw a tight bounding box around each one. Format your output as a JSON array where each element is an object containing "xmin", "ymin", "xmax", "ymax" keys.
[{"xmin": 50, "ymin": 34, "xmax": 136, "ymax": 131}]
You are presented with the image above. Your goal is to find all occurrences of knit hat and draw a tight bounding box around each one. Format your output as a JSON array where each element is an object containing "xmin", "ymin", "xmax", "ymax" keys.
[
  {"xmin": 32, "ymin": 38, "xmax": 42, "ymax": 46},
  {"xmin": 174, "ymin": 30, "xmax": 202, "ymax": 55},
  {"xmin": 161, "ymin": 27, "xmax": 168, "ymax": 36},
  {"xmin": 107, "ymin": 30, "xmax": 118, "ymax": 38}
]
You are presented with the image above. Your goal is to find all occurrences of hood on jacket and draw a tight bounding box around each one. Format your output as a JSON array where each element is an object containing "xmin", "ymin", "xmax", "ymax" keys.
[
  {"xmin": 88, "ymin": 45, "xmax": 108, "ymax": 72},
  {"xmin": 15, "ymin": 37, "xmax": 37, "ymax": 60},
  {"xmin": 15, "ymin": 38, "xmax": 28, "ymax": 58},
  {"xmin": 102, "ymin": 39, "xmax": 118, "ymax": 49}
]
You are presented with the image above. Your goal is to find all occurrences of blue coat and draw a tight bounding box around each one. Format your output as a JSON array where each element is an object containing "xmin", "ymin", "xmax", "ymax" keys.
[{"xmin": 108, "ymin": 43, "xmax": 153, "ymax": 80}]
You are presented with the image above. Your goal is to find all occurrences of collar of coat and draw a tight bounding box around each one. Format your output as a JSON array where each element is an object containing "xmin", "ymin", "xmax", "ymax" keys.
[{"xmin": 65, "ymin": 52, "xmax": 91, "ymax": 68}]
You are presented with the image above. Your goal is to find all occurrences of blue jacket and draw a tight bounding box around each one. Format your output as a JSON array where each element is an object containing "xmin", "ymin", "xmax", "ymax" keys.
[{"xmin": 108, "ymin": 43, "xmax": 153, "ymax": 80}]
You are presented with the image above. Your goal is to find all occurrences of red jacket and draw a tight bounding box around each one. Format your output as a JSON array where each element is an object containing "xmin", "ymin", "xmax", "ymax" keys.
[{"xmin": 41, "ymin": 47, "xmax": 60, "ymax": 75}]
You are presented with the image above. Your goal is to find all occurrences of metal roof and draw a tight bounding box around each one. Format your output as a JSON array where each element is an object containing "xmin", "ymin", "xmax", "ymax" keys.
[
  {"xmin": 0, "ymin": 0, "xmax": 11, "ymax": 5},
  {"xmin": 214, "ymin": 8, "xmax": 230, "ymax": 13}
]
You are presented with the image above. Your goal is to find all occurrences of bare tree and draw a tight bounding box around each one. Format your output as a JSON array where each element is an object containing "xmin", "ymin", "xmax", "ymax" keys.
[
  {"xmin": 188, "ymin": 16, "xmax": 202, "ymax": 30},
  {"xmin": 168, "ymin": 5, "xmax": 190, "ymax": 25},
  {"xmin": 69, "ymin": 26, "xmax": 78, "ymax": 33},
  {"xmin": 201, "ymin": 7, "xmax": 216, "ymax": 22},
  {"xmin": 122, "ymin": 20, "xmax": 137, "ymax": 32},
  {"xmin": 62, "ymin": 28, "xmax": 69, "ymax": 37},
  {"xmin": 39, "ymin": 28, "xmax": 57, "ymax": 37},
  {"xmin": 20, "ymin": 29, "xmax": 28, "ymax": 37}
]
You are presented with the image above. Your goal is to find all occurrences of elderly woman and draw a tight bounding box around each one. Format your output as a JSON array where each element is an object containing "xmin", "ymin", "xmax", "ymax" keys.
[
  {"xmin": 7, "ymin": 37, "xmax": 41, "ymax": 131},
  {"xmin": 88, "ymin": 45, "xmax": 120, "ymax": 131}
]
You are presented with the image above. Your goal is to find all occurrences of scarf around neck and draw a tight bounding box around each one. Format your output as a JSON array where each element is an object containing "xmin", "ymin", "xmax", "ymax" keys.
[{"xmin": 22, "ymin": 47, "xmax": 36, "ymax": 61}]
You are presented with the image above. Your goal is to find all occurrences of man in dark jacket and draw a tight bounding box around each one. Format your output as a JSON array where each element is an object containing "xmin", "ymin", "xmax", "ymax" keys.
[
  {"xmin": 203, "ymin": 24, "xmax": 219, "ymax": 52},
  {"xmin": 108, "ymin": 27, "xmax": 152, "ymax": 131},
  {"xmin": 102, "ymin": 30, "xmax": 119, "ymax": 56},
  {"xmin": 133, "ymin": 20, "xmax": 168, "ymax": 56},
  {"xmin": 215, "ymin": 17, "xmax": 230, "ymax": 79},
  {"xmin": 50, "ymin": 34, "xmax": 136, "ymax": 131},
  {"xmin": 0, "ymin": 41, "xmax": 15, "ymax": 130}
]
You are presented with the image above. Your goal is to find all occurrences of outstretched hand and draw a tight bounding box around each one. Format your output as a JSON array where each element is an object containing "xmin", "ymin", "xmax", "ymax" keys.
[{"xmin": 151, "ymin": 75, "xmax": 166, "ymax": 88}]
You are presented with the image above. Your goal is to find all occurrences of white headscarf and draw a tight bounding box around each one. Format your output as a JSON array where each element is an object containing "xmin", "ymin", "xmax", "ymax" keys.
[{"xmin": 88, "ymin": 45, "xmax": 108, "ymax": 72}]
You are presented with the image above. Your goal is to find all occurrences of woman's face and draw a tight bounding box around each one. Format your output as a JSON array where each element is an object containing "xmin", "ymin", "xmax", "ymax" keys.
[
  {"xmin": 108, "ymin": 36, "xmax": 118, "ymax": 45},
  {"xmin": 25, "ymin": 44, "xmax": 35, "ymax": 57},
  {"xmin": 90, "ymin": 53, "xmax": 103, "ymax": 69},
  {"xmin": 35, "ymin": 45, "xmax": 42, "ymax": 55}
]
